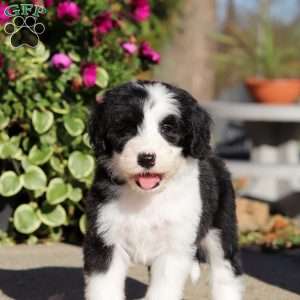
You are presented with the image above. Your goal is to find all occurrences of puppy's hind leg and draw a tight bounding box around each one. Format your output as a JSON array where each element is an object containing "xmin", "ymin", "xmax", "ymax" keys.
[
  {"xmin": 203, "ymin": 229, "xmax": 243, "ymax": 300},
  {"xmin": 202, "ymin": 158, "xmax": 243, "ymax": 300}
]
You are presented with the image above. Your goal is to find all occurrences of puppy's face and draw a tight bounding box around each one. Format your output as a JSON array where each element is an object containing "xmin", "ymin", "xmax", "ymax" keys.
[{"xmin": 89, "ymin": 81, "xmax": 211, "ymax": 193}]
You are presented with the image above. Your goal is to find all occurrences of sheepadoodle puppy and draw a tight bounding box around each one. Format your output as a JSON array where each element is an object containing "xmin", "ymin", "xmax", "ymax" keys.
[{"xmin": 84, "ymin": 80, "xmax": 243, "ymax": 300}]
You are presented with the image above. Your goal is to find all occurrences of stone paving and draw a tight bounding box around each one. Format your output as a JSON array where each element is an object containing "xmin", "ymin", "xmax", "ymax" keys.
[{"xmin": 0, "ymin": 244, "xmax": 299, "ymax": 300}]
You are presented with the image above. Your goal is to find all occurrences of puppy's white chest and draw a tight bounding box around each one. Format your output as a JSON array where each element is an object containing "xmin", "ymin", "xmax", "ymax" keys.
[
  {"xmin": 97, "ymin": 160, "xmax": 202, "ymax": 264},
  {"xmin": 118, "ymin": 211, "xmax": 173, "ymax": 263}
]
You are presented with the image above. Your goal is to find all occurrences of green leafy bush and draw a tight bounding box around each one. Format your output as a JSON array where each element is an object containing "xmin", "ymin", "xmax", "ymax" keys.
[{"xmin": 0, "ymin": 0, "xmax": 176, "ymax": 244}]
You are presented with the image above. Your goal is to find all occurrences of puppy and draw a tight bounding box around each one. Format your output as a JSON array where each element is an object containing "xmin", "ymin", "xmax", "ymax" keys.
[{"xmin": 84, "ymin": 80, "xmax": 243, "ymax": 300}]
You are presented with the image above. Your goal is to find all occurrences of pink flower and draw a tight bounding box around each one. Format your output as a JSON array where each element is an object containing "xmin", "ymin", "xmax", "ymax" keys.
[
  {"xmin": 94, "ymin": 12, "xmax": 115, "ymax": 34},
  {"xmin": 132, "ymin": 0, "xmax": 151, "ymax": 22},
  {"xmin": 132, "ymin": 0, "xmax": 149, "ymax": 6},
  {"xmin": 45, "ymin": 0, "xmax": 53, "ymax": 7},
  {"xmin": 7, "ymin": 68, "xmax": 16, "ymax": 81},
  {"xmin": 82, "ymin": 64, "xmax": 97, "ymax": 88},
  {"xmin": 57, "ymin": 1, "xmax": 80, "ymax": 24},
  {"xmin": 0, "ymin": 2, "xmax": 10, "ymax": 25},
  {"xmin": 51, "ymin": 53, "xmax": 72, "ymax": 70},
  {"xmin": 139, "ymin": 42, "xmax": 160, "ymax": 63},
  {"xmin": 121, "ymin": 41, "xmax": 137, "ymax": 55},
  {"xmin": 0, "ymin": 53, "xmax": 4, "ymax": 68}
]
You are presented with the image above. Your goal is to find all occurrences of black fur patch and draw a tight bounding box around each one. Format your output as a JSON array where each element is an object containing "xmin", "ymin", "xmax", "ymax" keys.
[
  {"xmin": 159, "ymin": 82, "xmax": 212, "ymax": 159},
  {"xmin": 88, "ymin": 82, "xmax": 147, "ymax": 157},
  {"xmin": 159, "ymin": 114, "xmax": 183, "ymax": 146},
  {"xmin": 197, "ymin": 156, "xmax": 243, "ymax": 276}
]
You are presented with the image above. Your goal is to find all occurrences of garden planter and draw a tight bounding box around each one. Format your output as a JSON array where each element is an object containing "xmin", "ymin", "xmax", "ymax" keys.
[{"xmin": 245, "ymin": 78, "xmax": 300, "ymax": 105}]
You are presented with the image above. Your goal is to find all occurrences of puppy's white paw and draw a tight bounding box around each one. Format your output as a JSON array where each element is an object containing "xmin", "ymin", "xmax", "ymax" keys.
[{"xmin": 190, "ymin": 261, "xmax": 201, "ymax": 284}]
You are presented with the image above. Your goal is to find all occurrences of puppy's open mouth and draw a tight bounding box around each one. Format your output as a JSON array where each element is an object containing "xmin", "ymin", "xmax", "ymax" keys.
[{"xmin": 134, "ymin": 173, "xmax": 163, "ymax": 190}]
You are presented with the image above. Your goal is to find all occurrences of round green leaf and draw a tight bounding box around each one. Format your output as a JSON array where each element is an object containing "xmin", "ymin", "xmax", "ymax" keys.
[
  {"xmin": 0, "ymin": 131, "xmax": 9, "ymax": 142},
  {"xmin": 32, "ymin": 110, "xmax": 54, "ymax": 134},
  {"xmin": 38, "ymin": 204, "xmax": 67, "ymax": 227},
  {"xmin": 22, "ymin": 166, "xmax": 47, "ymax": 190},
  {"xmin": 27, "ymin": 41, "xmax": 48, "ymax": 58},
  {"xmin": 51, "ymin": 101, "xmax": 70, "ymax": 114},
  {"xmin": 68, "ymin": 186, "xmax": 83, "ymax": 202},
  {"xmin": 78, "ymin": 173, "xmax": 94, "ymax": 187},
  {"xmin": 34, "ymin": 188, "xmax": 45, "ymax": 198},
  {"xmin": 0, "ymin": 110, "xmax": 9, "ymax": 130},
  {"xmin": 0, "ymin": 171, "xmax": 22, "ymax": 197},
  {"xmin": 68, "ymin": 151, "xmax": 95, "ymax": 179},
  {"xmin": 0, "ymin": 142, "xmax": 19, "ymax": 159},
  {"xmin": 0, "ymin": 136, "xmax": 22, "ymax": 160},
  {"xmin": 71, "ymin": 135, "xmax": 83, "ymax": 147},
  {"xmin": 21, "ymin": 157, "xmax": 35, "ymax": 171},
  {"xmin": 68, "ymin": 52, "xmax": 80, "ymax": 62},
  {"xmin": 13, "ymin": 102, "xmax": 24, "ymax": 118},
  {"xmin": 79, "ymin": 214, "xmax": 87, "ymax": 234},
  {"xmin": 46, "ymin": 178, "xmax": 69, "ymax": 205},
  {"xmin": 96, "ymin": 67, "xmax": 109, "ymax": 88},
  {"xmin": 28, "ymin": 145, "xmax": 53, "ymax": 165},
  {"xmin": 13, "ymin": 204, "xmax": 41, "ymax": 234},
  {"xmin": 26, "ymin": 235, "xmax": 38, "ymax": 245},
  {"xmin": 49, "ymin": 227, "xmax": 63, "ymax": 242},
  {"xmin": 64, "ymin": 116, "xmax": 85, "ymax": 137},
  {"xmin": 10, "ymin": 135, "xmax": 21, "ymax": 146},
  {"xmin": 83, "ymin": 133, "xmax": 91, "ymax": 148},
  {"xmin": 50, "ymin": 156, "xmax": 65, "ymax": 174},
  {"xmin": 13, "ymin": 149, "xmax": 23, "ymax": 160},
  {"xmin": 40, "ymin": 127, "xmax": 57, "ymax": 145},
  {"xmin": 22, "ymin": 137, "xmax": 30, "ymax": 151}
]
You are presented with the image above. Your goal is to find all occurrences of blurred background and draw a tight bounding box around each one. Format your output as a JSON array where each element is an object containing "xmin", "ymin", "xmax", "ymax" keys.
[
  {"xmin": 157, "ymin": 0, "xmax": 300, "ymax": 253},
  {"xmin": 0, "ymin": 1, "xmax": 300, "ymax": 299}
]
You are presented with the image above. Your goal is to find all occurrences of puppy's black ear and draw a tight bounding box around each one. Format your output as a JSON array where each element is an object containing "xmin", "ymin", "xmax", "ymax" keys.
[
  {"xmin": 88, "ymin": 101, "xmax": 107, "ymax": 157},
  {"xmin": 188, "ymin": 104, "xmax": 212, "ymax": 160}
]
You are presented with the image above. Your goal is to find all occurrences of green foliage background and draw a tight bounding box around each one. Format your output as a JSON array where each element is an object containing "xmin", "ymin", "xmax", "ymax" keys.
[{"xmin": 0, "ymin": 0, "xmax": 179, "ymax": 245}]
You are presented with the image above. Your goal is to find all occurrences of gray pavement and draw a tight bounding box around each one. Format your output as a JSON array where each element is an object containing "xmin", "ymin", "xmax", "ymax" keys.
[{"xmin": 0, "ymin": 244, "xmax": 299, "ymax": 300}]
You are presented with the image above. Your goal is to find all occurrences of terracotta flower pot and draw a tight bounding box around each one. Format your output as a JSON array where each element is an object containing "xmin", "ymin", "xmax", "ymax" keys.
[{"xmin": 245, "ymin": 78, "xmax": 300, "ymax": 105}]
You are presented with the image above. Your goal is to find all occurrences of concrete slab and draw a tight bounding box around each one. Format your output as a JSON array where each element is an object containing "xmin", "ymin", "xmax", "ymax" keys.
[{"xmin": 0, "ymin": 244, "xmax": 299, "ymax": 300}]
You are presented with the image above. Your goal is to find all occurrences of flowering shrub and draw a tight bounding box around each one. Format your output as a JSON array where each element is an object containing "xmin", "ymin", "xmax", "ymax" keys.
[
  {"xmin": 0, "ymin": 0, "xmax": 177, "ymax": 244},
  {"xmin": 0, "ymin": 2, "xmax": 9, "ymax": 25}
]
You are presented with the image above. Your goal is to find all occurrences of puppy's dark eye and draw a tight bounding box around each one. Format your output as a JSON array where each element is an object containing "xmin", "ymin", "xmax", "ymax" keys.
[
  {"xmin": 161, "ymin": 123, "xmax": 174, "ymax": 133},
  {"xmin": 160, "ymin": 115, "xmax": 182, "ymax": 145},
  {"xmin": 160, "ymin": 115, "xmax": 179, "ymax": 133}
]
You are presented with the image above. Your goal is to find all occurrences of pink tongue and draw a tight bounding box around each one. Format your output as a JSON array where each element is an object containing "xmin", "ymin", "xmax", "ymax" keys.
[{"xmin": 138, "ymin": 175, "xmax": 160, "ymax": 190}]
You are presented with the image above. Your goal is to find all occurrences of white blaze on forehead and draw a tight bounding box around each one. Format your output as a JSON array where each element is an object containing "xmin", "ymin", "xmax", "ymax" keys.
[
  {"xmin": 110, "ymin": 82, "xmax": 184, "ymax": 183},
  {"xmin": 141, "ymin": 83, "xmax": 180, "ymax": 132}
]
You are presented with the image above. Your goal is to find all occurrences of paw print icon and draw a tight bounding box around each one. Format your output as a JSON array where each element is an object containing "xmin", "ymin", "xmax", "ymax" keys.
[{"xmin": 4, "ymin": 16, "xmax": 45, "ymax": 48}]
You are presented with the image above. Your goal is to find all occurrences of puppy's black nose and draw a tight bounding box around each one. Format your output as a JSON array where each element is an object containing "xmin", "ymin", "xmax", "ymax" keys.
[{"xmin": 137, "ymin": 153, "xmax": 156, "ymax": 169}]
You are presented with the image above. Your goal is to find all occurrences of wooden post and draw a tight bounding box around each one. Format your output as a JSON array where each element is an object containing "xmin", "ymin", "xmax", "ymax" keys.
[{"xmin": 155, "ymin": 0, "xmax": 217, "ymax": 102}]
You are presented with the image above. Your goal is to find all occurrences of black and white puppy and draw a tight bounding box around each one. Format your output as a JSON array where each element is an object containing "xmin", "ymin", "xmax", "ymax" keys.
[{"xmin": 84, "ymin": 80, "xmax": 243, "ymax": 300}]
